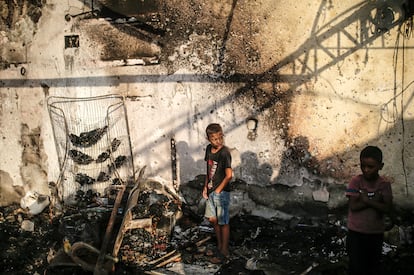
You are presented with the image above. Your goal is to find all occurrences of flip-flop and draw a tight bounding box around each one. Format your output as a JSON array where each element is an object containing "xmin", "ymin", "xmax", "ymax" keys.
[
  {"xmin": 209, "ymin": 251, "xmax": 227, "ymax": 264},
  {"xmin": 205, "ymin": 247, "xmax": 217, "ymax": 257}
]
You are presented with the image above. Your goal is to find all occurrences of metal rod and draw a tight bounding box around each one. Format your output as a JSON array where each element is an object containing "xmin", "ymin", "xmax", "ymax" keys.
[
  {"xmin": 170, "ymin": 137, "xmax": 178, "ymax": 192},
  {"xmin": 94, "ymin": 185, "xmax": 125, "ymax": 275}
]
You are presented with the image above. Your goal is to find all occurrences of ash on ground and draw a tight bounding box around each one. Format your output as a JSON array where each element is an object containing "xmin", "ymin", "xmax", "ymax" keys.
[{"xmin": 2, "ymin": 202, "xmax": 414, "ymax": 275}]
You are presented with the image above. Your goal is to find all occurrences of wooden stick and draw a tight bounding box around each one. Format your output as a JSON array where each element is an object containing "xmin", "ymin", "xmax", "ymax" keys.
[
  {"xmin": 155, "ymin": 253, "xmax": 181, "ymax": 268},
  {"xmin": 145, "ymin": 234, "xmax": 211, "ymax": 269},
  {"xmin": 94, "ymin": 185, "xmax": 126, "ymax": 275},
  {"xmin": 195, "ymin": 236, "xmax": 211, "ymax": 247},
  {"xmin": 144, "ymin": 271, "xmax": 167, "ymax": 275},
  {"xmin": 147, "ymin": 250, "xmax": 177, "ymax": 265},
  {"xmin": 300, "ymin": 262, "xmax": 319, "ymax": 275}
]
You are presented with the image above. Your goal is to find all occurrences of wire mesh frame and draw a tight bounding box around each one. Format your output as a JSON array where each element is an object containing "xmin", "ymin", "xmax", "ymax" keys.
[{"xmin": 47, "ymin": 94, "xmax": 135, "ymax": 203}]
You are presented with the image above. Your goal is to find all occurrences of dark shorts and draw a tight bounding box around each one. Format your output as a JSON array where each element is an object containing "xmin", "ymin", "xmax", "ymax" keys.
[
  {"xmin": 346, "ymin": 229, "xmax": 384, "ymax": 275},
  {"xmin": 205, "ymin": 191, "xmax": 230, "ymax": 225}
]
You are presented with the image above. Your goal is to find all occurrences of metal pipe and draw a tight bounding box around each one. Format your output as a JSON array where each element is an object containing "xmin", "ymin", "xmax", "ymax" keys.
[{"xmin": 94, "ymin": 185, "xmax": 125, "ymax": 275}]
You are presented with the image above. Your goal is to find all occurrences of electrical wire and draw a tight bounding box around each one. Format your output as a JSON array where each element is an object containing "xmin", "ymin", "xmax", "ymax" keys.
[
  {"xmin": 392, "ymin": 20, "xmax": 411, "ymax": 196},
  {"xmin": 400, "ymin": 32, "xmax": 409, "ymax": 196}
]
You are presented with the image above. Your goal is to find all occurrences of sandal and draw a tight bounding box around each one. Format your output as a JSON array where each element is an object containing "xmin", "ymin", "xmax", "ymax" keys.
[
  {"xmin": 205, "ymin": 247, "xmax": 217, "ymax": 257},
  {"xmin": 209, "ymin": 251, "xmax": 227, "ymax": 264}
]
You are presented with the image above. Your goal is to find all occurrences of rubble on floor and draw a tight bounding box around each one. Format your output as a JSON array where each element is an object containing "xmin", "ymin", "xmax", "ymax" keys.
[{"xmin": 1, "ymin": 188, "xmax": 414, "ymax": 274}]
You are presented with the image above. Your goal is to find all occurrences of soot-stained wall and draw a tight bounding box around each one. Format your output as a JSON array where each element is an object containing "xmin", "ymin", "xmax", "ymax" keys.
[{"xmin": 0, "ymin": 0, "xmax": 414, "ymax": 211}]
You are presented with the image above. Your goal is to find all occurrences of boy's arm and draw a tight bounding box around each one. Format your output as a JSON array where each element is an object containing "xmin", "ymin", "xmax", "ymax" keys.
[
  {"xmin": 349, "ymin": 191, "xmax": 392, "ymax": 213},
  {"xmin": 360, "ymin": 191, "xmax": 392, "ymax": 214},
  {"xmin": 214, "ymin": 167, "xmax": 233, "ymax": 193},
  {"xmin": 347, "ymin": 183, "xmax": 368, "ymax": 211},
  {"xmin": 202, "ymin": 181, "xmax": 209, "ymax": 199},
  {"xmin": 202, "ymin": 160, "xmax": 209, "ymax": 199},
  {"xmin": 348, "ymin": 194, "xmax": 368, "ymax": 212}
]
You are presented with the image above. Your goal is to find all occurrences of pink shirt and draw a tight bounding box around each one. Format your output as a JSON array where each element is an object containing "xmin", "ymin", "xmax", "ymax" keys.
[{"xmin": 346, "ymin": 175, "xmax": 392, "ymax": 234}]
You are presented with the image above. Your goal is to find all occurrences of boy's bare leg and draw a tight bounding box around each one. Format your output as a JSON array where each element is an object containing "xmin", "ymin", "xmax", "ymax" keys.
[
  {"xmin": 210, "ymin": 218, "xmax": 230, "ymax": 258},
  {"xmin": 213, "ymin": 222, "xmax": 222, "ymax": 252},
  {"xmin": 220, "ymin": 224, "xmax": 230, "ymax": 257}
]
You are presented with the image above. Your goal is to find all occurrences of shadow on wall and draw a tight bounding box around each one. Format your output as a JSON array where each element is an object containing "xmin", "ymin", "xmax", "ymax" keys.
[
  {"xmin": 175, "ymin": 138, "xmax": 349, "ymax": 219},
  {"xmin": 81, "ymin": 0, "xmax": 414, "ymax": 203},
  {"xmin": 175, "ymin": 141, "xmax": 205, "ymax": 184},
  {"xmin": 1, "ymin": 1, "xmax": 412, "ymax": 203},
  {"xmin": 2, "ymin": 0, "xmax": 411, "ymax": 86},
  {"xmin": 176, "ymin": 111, "xmax": 414, "ymax": 211}
]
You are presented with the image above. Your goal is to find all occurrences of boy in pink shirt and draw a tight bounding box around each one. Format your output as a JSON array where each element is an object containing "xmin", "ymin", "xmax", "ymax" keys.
[{"xmin": 345, "ymin": 146, "xmax": 393, "ymax": 275}]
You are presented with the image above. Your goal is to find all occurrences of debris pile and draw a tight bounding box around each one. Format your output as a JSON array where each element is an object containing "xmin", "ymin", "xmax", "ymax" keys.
[
  {"xmin": 2, "ymin": 183, "xmax": 414, "ymax": 274},
  {"xmin": 118, "ymin": 188, "xmax": 181, "ymax": 266}
]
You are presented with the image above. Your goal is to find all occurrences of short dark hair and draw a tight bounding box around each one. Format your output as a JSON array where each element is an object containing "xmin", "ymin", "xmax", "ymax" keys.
[
  {"xmin": 360, "ymin": 146, "xmax": 383, "ymax": 163},
  {"xmin": 206, "ymin": 123, "xmax": 223, "ymax": 137}
]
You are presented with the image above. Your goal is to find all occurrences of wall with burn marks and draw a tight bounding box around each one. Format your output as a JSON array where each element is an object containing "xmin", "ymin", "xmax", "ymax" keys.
[{"xmin": 0, "ymin": 0, "xmax": 414, "ymax": 211}]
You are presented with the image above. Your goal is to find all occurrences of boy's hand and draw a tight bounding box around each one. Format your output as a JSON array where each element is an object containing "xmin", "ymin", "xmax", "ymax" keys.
[
  {"xmin": 360, "ymin": 190, "xmax": 383, "ymax": 204},
  {"xmin": 202, "ymin": 186, "xmax": 208, "ymax": 199},
  {"xmin": 359, "ymin": 191, "xmax": 369, "ymax": 203}
]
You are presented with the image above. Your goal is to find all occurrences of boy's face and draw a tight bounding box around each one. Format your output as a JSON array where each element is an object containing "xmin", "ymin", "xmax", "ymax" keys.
[
  {"xmin": 208, "ymin": 132, "xmax": 224, "ymax": 149},
  {"xmin": 360, "ymin": 157, "xmax": 383, "ymax": 181}
]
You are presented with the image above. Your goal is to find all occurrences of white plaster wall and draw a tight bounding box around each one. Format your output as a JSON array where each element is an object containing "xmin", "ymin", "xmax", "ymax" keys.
[
  {"xmin": 0, "ymin": 0, "xmax": 414, "ymax": 208},
  {"xmin": 285, "ymin": 1, "xmax": 414, "ymax": 202}
]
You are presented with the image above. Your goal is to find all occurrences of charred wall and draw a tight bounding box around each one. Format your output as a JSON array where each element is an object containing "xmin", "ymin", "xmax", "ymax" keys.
[{"xmin": 0, "ymin": 0, "xmax": 414, "ymax": 212}]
